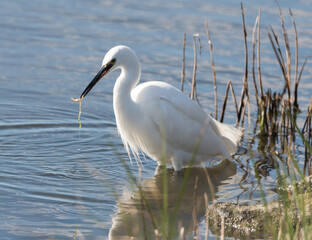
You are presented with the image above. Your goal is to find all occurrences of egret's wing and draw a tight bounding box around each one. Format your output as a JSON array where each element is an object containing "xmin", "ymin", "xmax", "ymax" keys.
[
  {"xmin": 157, "ymin": 94, "xmax": 226, "ymax": 154},
  {"xmin": 132, "ymin": 81, "xmax": 241, "ymax": 158},
  {"xmin": 159, "ymin": 93, "xmax": 242, "ymax": 155},
  {"xmin": 134, "ymin": 82, "xmax": 225, "ymax": 156}
]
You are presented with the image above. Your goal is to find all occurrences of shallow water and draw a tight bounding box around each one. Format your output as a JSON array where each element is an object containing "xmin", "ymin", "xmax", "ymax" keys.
[{"xmin": 1, "ymin": 0, "xmax": 312, "ymax": 239}]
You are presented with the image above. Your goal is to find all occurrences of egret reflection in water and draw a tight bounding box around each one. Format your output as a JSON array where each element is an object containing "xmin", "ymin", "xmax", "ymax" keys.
[{"xmin": 109, "ymin": 159, "xmax": 237, "ymax": 239}]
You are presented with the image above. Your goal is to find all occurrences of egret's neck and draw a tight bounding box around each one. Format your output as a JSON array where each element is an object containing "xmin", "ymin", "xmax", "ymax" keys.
[{"xmin": 113, "ymin": 59, "xmax": 141, "ymax": 117}]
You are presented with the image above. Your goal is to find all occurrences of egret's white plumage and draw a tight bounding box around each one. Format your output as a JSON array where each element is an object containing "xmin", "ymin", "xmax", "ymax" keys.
[{"xmin": 76, "ymin": 45, "xmax": 243, "ymax": 171}]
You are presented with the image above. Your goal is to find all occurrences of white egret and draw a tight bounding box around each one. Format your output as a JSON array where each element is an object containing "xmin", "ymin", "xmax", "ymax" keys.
[{"xmin": 72, "ymin": 45, "xmax": 242, "ymax": 171}]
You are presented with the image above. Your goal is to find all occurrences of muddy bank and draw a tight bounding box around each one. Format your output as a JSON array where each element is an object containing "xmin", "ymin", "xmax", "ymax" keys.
[{"xmin": 207, "ymin": 177, "xmax": 312, "ymax": 239}]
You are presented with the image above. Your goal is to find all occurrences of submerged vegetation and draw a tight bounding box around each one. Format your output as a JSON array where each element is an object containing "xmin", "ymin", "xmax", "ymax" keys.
[{"xmin": 81, "ymin": 3, "xmax": 312, "ymax": 240}]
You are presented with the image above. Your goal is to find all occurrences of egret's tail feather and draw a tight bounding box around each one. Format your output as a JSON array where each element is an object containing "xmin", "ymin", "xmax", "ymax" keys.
[{"xmin": 211, "ymin": 118, "xmax": 243, "ymax": 155}]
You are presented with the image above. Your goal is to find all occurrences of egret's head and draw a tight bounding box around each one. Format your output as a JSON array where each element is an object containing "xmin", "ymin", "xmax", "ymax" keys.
[{"xmin": 78, "ymin": 45, "xmax": 135, "ymax": 100}]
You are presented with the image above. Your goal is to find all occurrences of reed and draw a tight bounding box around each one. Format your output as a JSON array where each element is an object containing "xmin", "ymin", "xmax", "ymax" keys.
[
  {"xmin": 257, "ymin": 9, "xmax": 263, "ymax": 101},
  {"xmin": 192, "ymin": 176, "xmax": 198, "ymax": 238},
  {"xmin": 220, "ymin": 80, "xmax": 238, "ymax": 123},
  {"xmin": 191, "ymin": 34, "xmax": 201, "ymax": 105},
  {"xmin": 204, "ymin": 193, "xmax": 209, "ymax": 240},
  {"xmin": 181, "ymin": 32, "xmax": 186, "ymax": 92},
  {"xmin": 236, "ymin": 3, "xmax": 250, "ymax": 127},
  {"xmin": 303, "ymin": 100, "xmax": 312, "ymax": 176},
  {"xmin": 252, "ymin": 11, "xmax": 260, "ymax": 105},
  {"xmin": 205, "ymin": 18, "xmax": 218, "ymax": 119}
]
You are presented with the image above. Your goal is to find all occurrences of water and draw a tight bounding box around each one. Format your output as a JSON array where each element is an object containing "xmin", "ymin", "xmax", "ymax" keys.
[{"xmin": 1, "ymin": 0, "xmax": 311, "ymax": 239}]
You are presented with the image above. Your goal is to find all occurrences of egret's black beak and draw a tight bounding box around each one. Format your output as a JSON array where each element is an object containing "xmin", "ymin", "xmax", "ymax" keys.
[{"xmin": 78, "ymin": 58, "xmax": 116, "ymax": 100}]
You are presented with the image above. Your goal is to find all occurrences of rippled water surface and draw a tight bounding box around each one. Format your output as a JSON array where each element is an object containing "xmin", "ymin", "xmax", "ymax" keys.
[{"xmin": 1, "ymin": 0, "xmax": 312, "ymax": 239}]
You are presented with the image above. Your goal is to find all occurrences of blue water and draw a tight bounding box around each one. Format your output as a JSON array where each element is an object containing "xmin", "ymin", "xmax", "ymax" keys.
[{"xmin": 1, "ymin": 0, "xmax": 311, "ymax": 239}]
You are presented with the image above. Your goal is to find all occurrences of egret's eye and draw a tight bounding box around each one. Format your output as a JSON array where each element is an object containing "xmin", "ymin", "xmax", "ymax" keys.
[{"xmin": 111, "ymin": 58, "xmax": 117, "ymax": 64}]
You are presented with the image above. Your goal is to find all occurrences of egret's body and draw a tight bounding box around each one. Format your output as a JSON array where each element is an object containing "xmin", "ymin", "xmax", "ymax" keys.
[{"xmin": 74, "ymin": 45, "xmax": 242, "ymax": 171}]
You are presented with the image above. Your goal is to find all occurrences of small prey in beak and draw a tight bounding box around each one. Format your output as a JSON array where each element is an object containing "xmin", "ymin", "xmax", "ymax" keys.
[{"xmin": 71, "ymin": 97, "xmax": 83, "ymax": 102}]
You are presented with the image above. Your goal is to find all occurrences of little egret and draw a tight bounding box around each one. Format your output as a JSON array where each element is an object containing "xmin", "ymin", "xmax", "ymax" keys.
[{"xmin": 72, "ymin": 45, "xmax": 242, "ymax": 171}]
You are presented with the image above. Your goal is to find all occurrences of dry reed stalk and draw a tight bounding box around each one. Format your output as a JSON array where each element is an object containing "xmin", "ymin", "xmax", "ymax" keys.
[
  {"xmin": 283, "ymin": 103, "xmax": 287, "ymax": 151},
  {"xmin": 231, "ymin": 83, "xmax": 239, "ymax": 117},
  {"xmin": 212, "ymin": 200, "xmax": 218, "ymax": 236},
  {"xmin": 268, "ymin": 31, "xmax": 284, "ymax": 71},
  {"xmin": 280, "ymin": 101, "xmax": 285, "ymax": 152},
  {"xmin": 154, "ymin": 229, "xmax": 160, "ymax": 240},
  {"xmin": 309, "ymin": 109, "xmax": 312, "ymax": 176},
  {"xmin": 181, "ymin": 32, "xmax": 186, "ymax": 92},
  {"xmin": 252, "ymin": 13, "xmax": 260, "ymax": 105},
  {"xmin": 295, "ymin": 56, "xmax": 310, "ymax": 108},
  {"xmin": 220, "ymin": 81, "xmax": 238, "ymax": 123},
  {"xmin": 244, "ymin": 229, "xmax": 251, "ymax": 240},
  {"xmin": 236, "ymin": 90, "xmax": 245, "ymax": 126},
  {"xmin": 242, "ymin": 2, "xmax": 249, "ymax": 97},
  {"xmin": 275, "ymin": 0, "xmax": 291, "ymax": 100},
  {"xmin": 285, "ymin": 101, "xmax": 290, "ymax": 142},
  {"xmin": 220, "ymin": 216, "xmax": 225, "ymax": 240},
  {"xmin": 262, "ymin": 94, "xmax": 269, "ymax": 133},
  {"xmin": 241, "ymin": 93, "xmax": 249, "ymax": 127},
  {"xmin": 237, "ymin": 3, "xmax": 249, "ymax": 126},
  {"xmin": 273, "ymin": 93, "xmax": 279, "ymax": 134},
  {"xmin": 298, "ymin": 57, "xmax": 309, "ymax": 85},
  {"xmin": 179, "ymin": 227, "xmax": 185, "ymax": 240},
  {"xmin": 257, "ymin": 9, "xmax": 263, "ymax": 99},
  {"xmin": 302, "ymin": 99, "xmax": 312, "ymax": 135},
  {"xmin": 192, "ymin": 176, "xmax": 198, "ymax": 239},
  {"xmin": 303, "ymin": 100, "xmax": 312, "ymax": 175},
  {"xmin": 270, "ymin": 26, "xmax": 286, "ymax": 70},
  {"xmin": 289, "ymin": 9, "xmax": 299, "ymax": 108},
  {"xmin": 267, "ymin": 90, "xmax": 279, "ymax": 136},
  {"xmin": 205, "ymin": 18, "xmax": 218, "ymax": 119},
  {"xmin": 191, "ymin": 35, "xmax": 197, "ymax": 100},
  {"xmin": 268, "ymin": 90, "xmax": 273, "ymax": 134},
  {"xmin": 247, "ymin": 88, "xmax": 251, "ymax": 128},
  {"xmin": 268, "ymin": 27, "xmax": 289, "ymax": 97},
  {"xmin": 191, "ymin": 34, "xmax": 201, "ymax": 105},
  {"xmin": 204, "ymin": 193, "xmax": 209, "ymax": 240}
]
